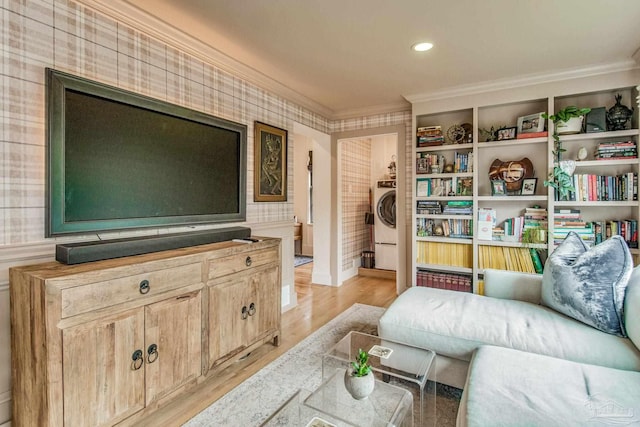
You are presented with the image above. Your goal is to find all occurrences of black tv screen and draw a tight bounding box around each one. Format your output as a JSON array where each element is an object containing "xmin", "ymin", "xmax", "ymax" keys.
[{"xmin": 46, "ymin": 68, "xmax": 247, "ymax": 236}]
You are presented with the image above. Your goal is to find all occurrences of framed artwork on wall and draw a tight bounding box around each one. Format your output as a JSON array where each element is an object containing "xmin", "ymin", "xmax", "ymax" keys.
[{"xmin": 254, "ymin": 121, "xmax": 288, "ymax": 202}]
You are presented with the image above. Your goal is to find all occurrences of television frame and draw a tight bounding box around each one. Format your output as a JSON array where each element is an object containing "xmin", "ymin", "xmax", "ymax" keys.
[{"xmin": 45, "ymin": 68, "xmax": 247, "ymax": 237}]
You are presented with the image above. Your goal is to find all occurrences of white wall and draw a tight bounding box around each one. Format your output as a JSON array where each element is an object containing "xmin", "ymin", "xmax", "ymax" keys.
[
  {"xmin": 293, "ymin": 123, "xmax": 333, "ymax": 285},
  {"xmin": 292, "ymin": 133, "xmax": 314, "ymax": 256},
  {"xmin": 371, "ymin": 134, "xmax": 398, "ymax": 182}
]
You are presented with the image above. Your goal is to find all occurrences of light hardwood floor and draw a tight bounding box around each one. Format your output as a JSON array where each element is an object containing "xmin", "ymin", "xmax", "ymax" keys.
[{"xmin": 141, "ymin": 262, "xmax": 398, "ymax": 426}]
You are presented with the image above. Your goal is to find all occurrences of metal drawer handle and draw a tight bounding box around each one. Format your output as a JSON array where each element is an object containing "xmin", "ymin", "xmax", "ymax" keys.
[
  {"xmin": 248, "ymin": 302, "xmax": 256, "ymax": 316},
  {"xmin": 241, "ymin": 305, "xmax": 249, "ymax": 320},
  {"xmin": 131, "ymin": 349, "xmax": 143, "ymax": 370},
  {"xmin": 147, "ymin": 344, "xmax": 158, "ymax": 363},
  {"xmin": 245, "ymin": 256, "xmax": 252, "ymax": 267},
  {"xmin": 139, "ymin": 279, "xmax": 150, "ymax": 294}
]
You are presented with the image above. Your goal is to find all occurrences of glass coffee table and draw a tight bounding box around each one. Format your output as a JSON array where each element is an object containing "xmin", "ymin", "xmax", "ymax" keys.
[
  {"xmin": 262, "ymin": 369, "xmax": 413, "ymax": 427},
  {"xmin": 322, "ymin": 331, "xmax": 436, "ymax": 426}
]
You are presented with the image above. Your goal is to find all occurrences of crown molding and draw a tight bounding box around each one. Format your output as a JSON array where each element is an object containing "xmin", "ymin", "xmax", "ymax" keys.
[
  {"xmin": 330, "ymin": 100, "xmax": 411, "ymax": 121},
  {"xmin": 75, "ymin": 0, "xmax": 335, "ymax": 119},
  {"xmin": 404, "ymin": 60, "xmax": 640, "ymax": 104}
]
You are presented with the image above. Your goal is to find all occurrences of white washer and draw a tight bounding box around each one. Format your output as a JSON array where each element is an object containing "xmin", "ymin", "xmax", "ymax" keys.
[{"xmin": 374, "ymin": 180, "xmax": 397, "ymax": 271}]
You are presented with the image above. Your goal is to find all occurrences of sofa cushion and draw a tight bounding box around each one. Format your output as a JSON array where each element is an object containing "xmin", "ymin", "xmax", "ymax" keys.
[
  {"xmin": 541, "ymin": 232, "xmax": 632, "ymax": 337},
  {"xmin": 458, "ymin": 345, "xmax": 640, "ymax": 427},
  {"xmin": 625, "ymin": 266, "xmax": 640, "ymax": 350},
  {"xmin": 378, "ymin": 286, "xmax": 640, "ymax": 371}
]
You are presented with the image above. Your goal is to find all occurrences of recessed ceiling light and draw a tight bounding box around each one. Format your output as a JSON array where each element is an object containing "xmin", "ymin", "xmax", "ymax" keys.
[{"xmin": 412, "ymin": 42, "xmax": 433, "ymax": 52}]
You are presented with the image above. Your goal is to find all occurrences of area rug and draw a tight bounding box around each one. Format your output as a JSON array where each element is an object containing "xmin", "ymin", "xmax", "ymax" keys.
[
  {"xmin": 183, "ymin": 303, "xmax": 461, "ymax": 426},
  {"xmin": 294, "ymin": 255, "xmax": 313, "ymax": 267}
]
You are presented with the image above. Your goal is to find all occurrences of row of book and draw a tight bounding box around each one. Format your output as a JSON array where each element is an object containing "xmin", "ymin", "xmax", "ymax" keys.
[
  {"xmin": 416, "ymin": 176, "xmax": 473, "ymax": 197},
  {"xmin": 416, "ymin": 218, "xmax": 473, "ymax": 238},
  {"xmin": 416, "ymin": 151, "xmax": 473, "ymax": 174},
  {"xmin": 453, "ymin": 151, "xmax": 473, "ymax": 173},
  {"xmin": 478, "ymin": 245, "xmax": 546, "ymax": 274},
  {"xmin": 417, "ymin": 126, "xmax": 444, "ymax": 147},
  {"xmin": 416, "ymin": 270, "xmax": 472, "ymax": 293},
  {"xmin": 416, "ymin": 241, "xmax": 472, "ymax": 268},
  {"xmin": 595, "ymin": 140, "xmax": 637, "ymax": 160},
  {"xmin": 560, "ymin": 172, "xmax": 637, "ymax": 202},
  {"xmin": 416, "ymin": 153, "xmax": 441, "ymax": 174}
]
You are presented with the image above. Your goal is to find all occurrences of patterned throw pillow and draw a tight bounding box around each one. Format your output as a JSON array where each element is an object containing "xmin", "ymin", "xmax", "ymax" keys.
[{"xmin": 541, "ymin": 231, "xmax": 632, "ymax": 337}]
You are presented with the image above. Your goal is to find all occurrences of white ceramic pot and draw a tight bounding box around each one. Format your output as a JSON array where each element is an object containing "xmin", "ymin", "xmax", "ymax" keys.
[
  {"xmin": 556, "ymin": 116, "xmax": 584, "ymax": 135},
  {"xmin": 344, "ymin": 370, "xmax": 375, "ymax": 400}
]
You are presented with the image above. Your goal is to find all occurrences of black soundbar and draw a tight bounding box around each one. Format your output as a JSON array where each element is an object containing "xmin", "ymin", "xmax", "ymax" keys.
[{"xmin": 55, "ymin": 226, "xmax": 252, "ymax": 265}]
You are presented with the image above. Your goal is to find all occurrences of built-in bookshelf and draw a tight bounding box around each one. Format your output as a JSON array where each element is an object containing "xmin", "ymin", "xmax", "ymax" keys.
[{"xmin": 409, "ymin": 76, "xmax": 640, "ymax": 293}]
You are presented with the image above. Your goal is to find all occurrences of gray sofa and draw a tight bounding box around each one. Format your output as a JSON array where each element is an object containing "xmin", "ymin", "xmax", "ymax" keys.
[{"xmin": 378, "ymin": 264, "xmax": 640, "ymax": 426}]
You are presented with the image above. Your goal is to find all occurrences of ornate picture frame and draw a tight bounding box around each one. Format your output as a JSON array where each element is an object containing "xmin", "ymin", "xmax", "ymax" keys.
[{"xmin": 254, "ymin": 121, "xmax": 288, "ymax": 202}]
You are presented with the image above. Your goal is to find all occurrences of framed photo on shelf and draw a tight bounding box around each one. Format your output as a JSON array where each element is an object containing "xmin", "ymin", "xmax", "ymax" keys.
[
  {"xmin": 497, "ymin": 127, "xmax": 517, "ymax": 140},
  {"xmin": 254, "ymin": 121, "xmax": 288, "ymax": 202},
  {"xmin": 517, "ymin": 112, "xmax": 545, "ymax": 134},
  {"xmin": 491, "ymin": 179, "xmax": 506, "ymax": 196},
  {"xmin": 521, "ymin": 178, "xmax": 537, "ymax": 195}
]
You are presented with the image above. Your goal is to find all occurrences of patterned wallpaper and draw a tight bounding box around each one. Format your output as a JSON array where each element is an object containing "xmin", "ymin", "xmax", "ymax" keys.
[
  {"xmin": 0, "ymin": 0, "xmax": 332, "ymax": 245},
  {"xmin": 340, "ymin": 138, "xmax": 371, "ymax": 271},
  {"xmin": 0, "ymin": 0, "xmax": 412, "ymax": 265}
]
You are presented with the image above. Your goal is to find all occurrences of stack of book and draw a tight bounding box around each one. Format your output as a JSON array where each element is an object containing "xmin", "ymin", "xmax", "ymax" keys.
[
  {"xmin": 416, "ymin": 269, "xmax": 472, "ymax": 292},
  {"xmin": 442, "ymin": 200, "xmax": 473, "ymax": 215},
  {"xmin": 595, "ymin": 141, "xmax": 637, "ymax": 160},
  {"xmin": 523, "ymin": 206, "xmax": 548, "ymax": 237},
  {"xmin": 417, "ymin": 126, "xmax": 444, "ymax": 147},
  {"xmin": 416, "ymin": 200, "xmax": 441, "ymax": 214},
  {"xmin": 553, "ymin": 208, "xmax": 595, "ymax": 246}
]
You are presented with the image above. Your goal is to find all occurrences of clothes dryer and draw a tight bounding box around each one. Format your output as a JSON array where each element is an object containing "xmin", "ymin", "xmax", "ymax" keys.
[{"xmin": 373, "ymin": 180, "xmax": 396, "ymax": 271}]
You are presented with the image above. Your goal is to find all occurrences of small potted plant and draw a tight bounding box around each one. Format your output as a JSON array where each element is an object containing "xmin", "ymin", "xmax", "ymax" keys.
[
  {"xmin": 344, "ymin": 348, "xmax": 374, "ymax": 400},
  {"xmin": 542, "ymin": 106, "xmax": 591, "ymax": 200}
]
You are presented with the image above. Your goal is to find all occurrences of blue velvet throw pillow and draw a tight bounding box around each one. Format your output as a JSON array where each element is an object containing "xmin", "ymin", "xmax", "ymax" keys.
[{"xmin": 541, "ymin": 231, "xmax": 632, "ymax": 337}]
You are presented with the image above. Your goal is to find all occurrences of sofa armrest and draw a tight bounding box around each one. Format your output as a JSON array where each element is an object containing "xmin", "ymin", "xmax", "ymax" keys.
[{"xmin": 483, "ymin": 269, "xmax": 542, "ymax": 304}]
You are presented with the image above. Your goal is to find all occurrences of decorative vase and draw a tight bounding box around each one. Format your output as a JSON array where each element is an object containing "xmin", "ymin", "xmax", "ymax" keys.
[
  {"xmin": 344, "ymin": 370, "xmax": 375, "ymax": 400},
  {"xmin": 556, "ymin": 116, "xmax": 584, "ymax": 135},
  {"xmin": 607, "ymin": 93, "xmax": 634, "ymax": 131}
]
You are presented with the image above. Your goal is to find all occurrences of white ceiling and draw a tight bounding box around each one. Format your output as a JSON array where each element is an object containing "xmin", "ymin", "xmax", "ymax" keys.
[{"xmin": 122, "ymin": 0, "xmax": 640, "ymax": 118}]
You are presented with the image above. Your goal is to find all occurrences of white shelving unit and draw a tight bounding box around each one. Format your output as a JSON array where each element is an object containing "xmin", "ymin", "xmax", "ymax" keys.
[{"xmin": 410, "ymin": 77, "xmax": 640, "ymax": 293}]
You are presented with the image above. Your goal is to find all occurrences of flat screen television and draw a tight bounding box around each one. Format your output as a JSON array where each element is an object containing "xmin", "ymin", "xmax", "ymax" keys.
[{"xmin": 45, "ymin": 68, "xmax": 247, "ymax": 237}]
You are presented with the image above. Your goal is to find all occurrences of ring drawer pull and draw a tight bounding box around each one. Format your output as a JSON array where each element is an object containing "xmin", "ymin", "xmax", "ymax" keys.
[
  {"xmin": 139, "ymin": 279, "xmax": 150, "ymax": 294},
  {"xmin": 131, "ymin": 350, "xmax": 143, "ymax": 370},
  {"xmin": 147, "ymin": 344, "xmax": 158, "ymax": 363},
  {"xmin": 245, "ymin": 256, "xmax": 252, "ymax": 267}
]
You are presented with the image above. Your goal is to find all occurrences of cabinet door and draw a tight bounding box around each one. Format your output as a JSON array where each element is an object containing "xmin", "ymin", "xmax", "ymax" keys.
[
  {"xmin": 246, "ymin": 265, "xmax": 280, "ymax": 344},
  {"xmin": 144, "ymin": 290, "xmax": 202, "ymax": 405},
  {"xmin": 208, "ymin": 275, "xmax": 252, "ymax": 367},
  {"xmin": 62, "ymin": 309, "xmax": 145, "ymax": 427}
]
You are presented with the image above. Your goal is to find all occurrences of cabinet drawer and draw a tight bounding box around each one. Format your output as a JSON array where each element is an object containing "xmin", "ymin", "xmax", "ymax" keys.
[
  {"xmin": 61, "ymin": 263, "xmax": 202, "ymax": 318},
  {"xmin": 208, "ymin": 247, "xmax": 278, "ymax": 280}
]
